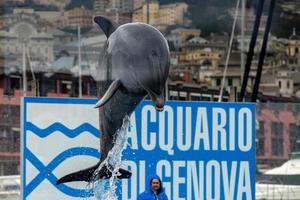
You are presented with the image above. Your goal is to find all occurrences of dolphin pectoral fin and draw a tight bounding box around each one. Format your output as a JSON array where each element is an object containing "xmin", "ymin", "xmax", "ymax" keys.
[
  {"xmin": 94, "ymin": 16, "xmax": 119, "ymax": 38},
  {"xmin": 56, "ymin": 163, "xmax": 100, "ymax": 185},
  {"xmin": 95, "ymin": 80, "xmax": 121, "ymax": 108},
  {"xmin": 94, "ymin": 165, "xmax": 132, "ymax": 180}
]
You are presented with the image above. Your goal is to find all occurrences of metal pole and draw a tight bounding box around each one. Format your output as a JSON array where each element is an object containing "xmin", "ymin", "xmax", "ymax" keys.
[
  {"xmin": 241, "ymin": 0, "xmax": 246, "ymax": 83},
  {"xmin": 147, "ymin": 0, "xmax": 150, "ymax": 24},
  {"xmin": 218, "ymin": 0, "xmax": 240, "ymax": 102},
  {"xmin": 22, "ymin": 42, "xmax": 27, "ymax": 96},
  {"xmin": 251, "ymin": 0, "xmax": 276, "ymax": 102},
  {"xmin": 116, "ymin": 9, "xmax": 119, "ymax": 24},
  {"xmin": 78, "ymin": 25, "xmax": 82, "ymax": 97},
  {"xmin": 239, "ymin": 0, "xmax": 265, "ymax": 102}
]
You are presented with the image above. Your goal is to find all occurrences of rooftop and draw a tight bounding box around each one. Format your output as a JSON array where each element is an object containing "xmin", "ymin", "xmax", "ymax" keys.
[{"xmin": 289, "ymin": 27, "xmax": 300, "ymax": 40}]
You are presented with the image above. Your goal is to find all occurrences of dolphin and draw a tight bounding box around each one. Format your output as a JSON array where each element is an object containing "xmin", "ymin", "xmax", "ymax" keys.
[{"xmin": 56, "ymin": 16, "xmax": 170, "ymax": 185}]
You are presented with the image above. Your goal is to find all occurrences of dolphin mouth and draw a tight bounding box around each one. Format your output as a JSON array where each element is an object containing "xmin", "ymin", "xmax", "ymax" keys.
[
  {"xmin": 139, "ymin": 84, "xmax": 165, "ymax": 112},
  {"xmin": 147, "ymin": 90, "xmax": 165, "ymax": 112},
  {"xmin": 155, "ymin": 105, "xmax": 164, "ymax": 112}
]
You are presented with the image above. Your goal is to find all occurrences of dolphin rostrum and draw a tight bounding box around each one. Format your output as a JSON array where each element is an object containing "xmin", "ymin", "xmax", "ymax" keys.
[{"xmin": 56, "ymin": 16, "xmax": 170, "ymax": 185}]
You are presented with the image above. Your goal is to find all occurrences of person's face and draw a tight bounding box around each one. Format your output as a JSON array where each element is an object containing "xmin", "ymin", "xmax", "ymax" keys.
[{"xmin": 151, "ymin": 179, "xmax": 161, "ymax": 191}]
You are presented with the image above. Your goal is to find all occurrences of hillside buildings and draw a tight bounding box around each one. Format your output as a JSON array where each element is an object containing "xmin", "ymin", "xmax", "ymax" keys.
[
  {"xmin": 66, "ymin": 6, "xmax": 93, "ymax": 29},
  {"xmin": 132, "ymin": 1, "xmax": 189, "ymax": 32}
]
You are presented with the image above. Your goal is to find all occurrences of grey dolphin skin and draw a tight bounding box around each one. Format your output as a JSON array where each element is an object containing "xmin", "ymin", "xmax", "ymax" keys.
[{"xmin": 56, "ymin": 16, "xmax": 170, "ymax": 185}]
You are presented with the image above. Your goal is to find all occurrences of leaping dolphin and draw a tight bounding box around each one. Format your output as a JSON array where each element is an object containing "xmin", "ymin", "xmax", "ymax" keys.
[{"xmin": 56, "ymin": 16, "xmax": 170, "ymax": 185}]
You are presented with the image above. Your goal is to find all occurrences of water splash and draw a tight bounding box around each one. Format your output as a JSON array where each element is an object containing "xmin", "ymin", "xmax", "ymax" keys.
[{"xmin": 88, "ymin": 116, "xmax": 130, "ymax": 200}]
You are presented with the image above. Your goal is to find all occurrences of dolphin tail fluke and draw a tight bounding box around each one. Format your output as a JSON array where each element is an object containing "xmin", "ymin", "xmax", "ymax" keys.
[
  {"xmin": 95, "ymin": 79, "xmax": 121, "ymax": 108},
  {"xmin": 56, "ymin": 163, "xmax": 99, "ymax": 185},
  {"xmin": 94, "ymin": 165, "xmax": 132, "ymax": 180},
  {"xmin": 56, "ymin": 164, "xmax": 132, "ymax": 185}
]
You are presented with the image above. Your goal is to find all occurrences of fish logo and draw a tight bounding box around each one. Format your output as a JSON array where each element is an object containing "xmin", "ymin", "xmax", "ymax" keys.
[{"xmin": 22, "ymin": 98, "xmax": 100, "ymax": 199}]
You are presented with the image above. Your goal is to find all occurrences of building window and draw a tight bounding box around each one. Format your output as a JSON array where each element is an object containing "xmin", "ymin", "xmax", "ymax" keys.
[
  {"xmin": 278, "ymin": 81, "xmax": 281, "ymax": 88},
  {"xmin": 169, "ymin": 95, "xmax": 177, "ymax": 100},
  {"xmin": 0, "ymin": 127, "xmax": 8, "ymax": 138},
  {"xmin": 200, "ymin": 96, "xmax": 211, "ymax": 101},
  {"xmin": 82, "ymin": 81, "xmax": 89, "ymax": 95},
  {"xmin": 287, "ymin": 81, "xmax": 290, "ymax": 89},
  {"xmin": 12, "ymin": 130, "xmax": 20, "ymax": 152},
  {"xmin": 8, "ymin": 75, "xmax": 21, "ymax": 95},
  {"xmin": 191, "ymin": 95, "xmax": 201, "ymax": 101},
  {"xmin": 61, "ymin": 80, "xmax": 72, "ymax": 94},
  {"xmin": 216, "ymin": 79, "xmax": 221, "ymax": 86},
  {"xmin": 256, "ymin": 121, "xmax": 265, "ymax": 156},
  {"xmin": 257, "ymin": 139, "xmax": 265, "ymax": 156},
  {"xmin": 228, "ymin": 78, "xmax": 233, "ymax": 86},
  {"xmin": 43, "ymin": 79, "xmax": 56, "ymax": 94},
  {"xmin": 179, "ymin": 96, "xmax": 187, "ymax": 101},
  {"xmin": 290, "ymin": 124, "xmax": 300, "ymax": 152},
  {"xmin": 271, "ymin": 122, "xmax": 283, "ymax": 156}
]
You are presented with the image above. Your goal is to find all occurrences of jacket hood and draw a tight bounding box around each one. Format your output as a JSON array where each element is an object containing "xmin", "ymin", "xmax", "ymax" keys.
[{"xmin": 149, "ymin": 174, "xmax": 164, "ymax": 194}]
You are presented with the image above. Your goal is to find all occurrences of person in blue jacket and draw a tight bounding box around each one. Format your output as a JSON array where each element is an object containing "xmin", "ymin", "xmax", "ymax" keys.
[{"xmin": 138, "ymin": 175, "xmax": 168, "ymax": 200}]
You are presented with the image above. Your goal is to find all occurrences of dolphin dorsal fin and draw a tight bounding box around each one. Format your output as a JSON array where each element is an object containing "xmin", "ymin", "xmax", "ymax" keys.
[
  {"xmin": 95, "ymin": 80, "xmax": 121, "ymax": 108},
  {"xmin": 94, "ymin": 16, "xmax": 118, "ymax": 38}
]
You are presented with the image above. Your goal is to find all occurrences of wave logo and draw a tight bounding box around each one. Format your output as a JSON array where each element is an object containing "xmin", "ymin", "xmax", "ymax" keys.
[{"xmin": 22, "ymin": 98, "xmax": 100, "ymax": 200}]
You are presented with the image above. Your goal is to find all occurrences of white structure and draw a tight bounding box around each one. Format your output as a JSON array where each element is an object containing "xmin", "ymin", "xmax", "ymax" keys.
[
  {"xmin": 0, "ymin": 21, "xmax": 54, "ymax": 62},
  {"xmin": 0, "ymin": 175, "xmax": 20, "ymax": 200},
  {"xmin": 256, "ymin": 153, "xmax": 300, "ymax": 200},
  {"xmin": 166, "ymin": 28, "xmax": 201, "ymax": 49}
]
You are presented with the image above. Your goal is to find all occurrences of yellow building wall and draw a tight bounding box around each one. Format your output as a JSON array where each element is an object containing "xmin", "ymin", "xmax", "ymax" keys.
[
  {"xmin": 132, "ymin": 1, "xmax": 187, "ymax": 28},
  {"xmin": 185, "ymin": 50, "xmax": 220, "ymax": 69}
]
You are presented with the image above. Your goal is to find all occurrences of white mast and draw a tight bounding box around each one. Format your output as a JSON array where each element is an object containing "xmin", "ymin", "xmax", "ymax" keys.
[
  {"xmin": 22, "ymin": 42, "xmax": 27, "ymax": 96},
  {"xmin": 116, "ymin": 8, "xmax": 119, "ymax": 24},
  {"xmin": 218, "ymin": 0, "xmax": 240, "ymax": 102},
  {"xmin": 78, "ymin": 25, "xmax": 82, "ymax": 97}
]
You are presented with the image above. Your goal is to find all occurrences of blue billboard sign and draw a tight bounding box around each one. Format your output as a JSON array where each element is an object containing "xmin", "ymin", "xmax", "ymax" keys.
[{"xmin": 22, "ymin": 97, "xmax": 255, "ymax": 200}]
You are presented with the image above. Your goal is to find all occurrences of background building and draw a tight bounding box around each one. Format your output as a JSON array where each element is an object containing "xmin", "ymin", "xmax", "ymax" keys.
[
  {"xmin": 109, "ymin": 0, "xmax": 133, "ymax": 12},
  {"xmin": 166, "ymin": 28, "xmax": 201, "ymax": 49},
  {"xmin": 94, "ymin": 0, "xmax": 133, "ymax": 24},
  {"xmin": 94, "ymin": 0, "xmax": 109, "ymax": 15},
  {"xmin": 33, "ymin": 0, "xmax": 70, "ymax": 10},
  {"xmin": 257, "ymin": 103, "xmax": 300, "ymax": 167},
  {"xmin": 0, "ymin": 17, "xmax": 54, "ymax": 62},
  {"xmin": 133, "ymin": 1, "xmax": 189, "ymax": 32},
  {"xmin": 66, "ymin": 6, "xmax": 93, "ymax": 29}
]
